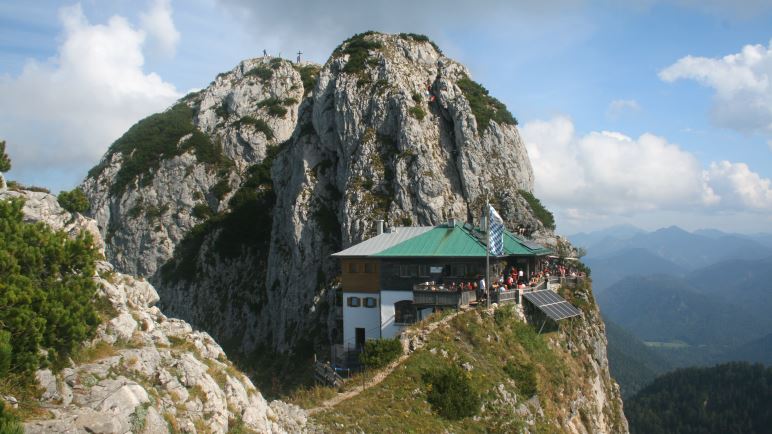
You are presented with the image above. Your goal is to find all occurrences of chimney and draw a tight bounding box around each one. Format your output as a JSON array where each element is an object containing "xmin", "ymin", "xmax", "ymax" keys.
[
  {"xmin": 376, "ymin": 220, "xmax": 384, "ymax": 235},
  {"xmin": 480, "ymin": 214, "xmax": 488, "ymax": 232},
  {"xmin": 447, "ymin": 217, "xmax": 456, "ymax": 228}
]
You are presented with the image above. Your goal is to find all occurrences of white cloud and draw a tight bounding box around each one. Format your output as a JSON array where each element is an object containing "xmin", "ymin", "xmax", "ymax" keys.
[
  {"xmin": 522, "ymin": 117, "xmax": 772, "ymax": 221},
  {"xmin": 0, "ymin": 3, "xmax": 180, "ymax": 189},
  {"xmin": 607, "ymin": 99, "xmax": 640, "ymax": 119},
  {"xmin": 140, "ymin": 0, "xmax": 180, "ymax": 57},
  {"xmin": 522, "ymin": 116, "xmax": 714, "ymax": 214},
  {"xmin": 705, "ymin": 161, "xmax": 772, "ymax": 210},
  {"xmin": 659, "ymin": 40, "xmax": 772, "ymax": 136}
]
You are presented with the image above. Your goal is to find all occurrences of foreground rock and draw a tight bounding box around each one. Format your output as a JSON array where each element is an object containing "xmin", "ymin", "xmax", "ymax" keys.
[{"xmin": 0, "ymin": 189, "xmax": 306, "ymax": 433}]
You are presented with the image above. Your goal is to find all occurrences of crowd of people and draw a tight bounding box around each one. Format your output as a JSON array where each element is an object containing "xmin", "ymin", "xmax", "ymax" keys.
[{"xmin": 414, "ymin": 259, "xmax": 586, "ymax": 302}]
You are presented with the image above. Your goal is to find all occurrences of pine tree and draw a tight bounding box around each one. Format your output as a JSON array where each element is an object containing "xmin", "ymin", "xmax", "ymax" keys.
[{"xmin": 0, "ymin": 140, "xmax": 10, "ymax": 172}]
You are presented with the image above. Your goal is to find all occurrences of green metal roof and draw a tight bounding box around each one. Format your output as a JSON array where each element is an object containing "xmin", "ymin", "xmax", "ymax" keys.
[
  {"xmin": 374, "ymin": 224, "xmax": 488, "ymax": 257},
  {"xmin": 367, "ymin": 224, "xmax": 552, "ymax": 258},
  {"xmin": 504, "ymin": 232, "xmax": 553, "ymax": 256}
]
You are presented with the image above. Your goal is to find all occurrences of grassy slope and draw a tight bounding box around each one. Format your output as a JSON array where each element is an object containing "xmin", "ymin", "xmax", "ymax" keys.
[{"xmin": 309, "ymin": 302, "xmax": 613, "ymax": 433}]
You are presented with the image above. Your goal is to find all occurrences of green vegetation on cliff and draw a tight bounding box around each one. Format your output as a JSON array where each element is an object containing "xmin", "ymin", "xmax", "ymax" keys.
[
  {"xmin": 87, "ymin": 103, "xmax": 232, "ymax": 195},
  {"xmin": 625, "ymin": 363, "xmax": 772, "ymax": 434},
  {"xmin": 0, "ymin": 140, "xmax": 11, "ymax": 172},
  {"xmin": 57, "ymin": 187, "xmax": 90, "ymax": 213},
  {"xmin": 159, "ymin": 143, "xmax": 281, "ymax": 283},
  {"xmin": 457, "ymin": 75, "xmax": 517, "ymax": 131},
  {"xmin": 334, "ymin": 32, "xmax": 383, "ymax": 75},
  {"xmin": 309, "ymin": 300, "xmax": 622, "ymax": 433},
  {"xmin": 518, "ymin": 189, "xmax": 555, "ymax": 230}
]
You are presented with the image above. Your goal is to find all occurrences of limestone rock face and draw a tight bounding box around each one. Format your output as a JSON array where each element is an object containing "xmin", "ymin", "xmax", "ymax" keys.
[
  {"xmin": 0, "ymin": 189, "xmax": 306, "ymax": 434},
  {"xmin": 82, "ymin": 57, "xmax": 303, "ymax": 278},
  {"xmin": 81, "ymin": 33, "xmax": 546, "ymax": 355}
]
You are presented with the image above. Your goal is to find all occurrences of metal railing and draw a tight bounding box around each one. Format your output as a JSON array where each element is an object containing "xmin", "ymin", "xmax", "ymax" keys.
[{"xmin": 413, "ymin": 289, "xmax": 476, "ymax": 307}]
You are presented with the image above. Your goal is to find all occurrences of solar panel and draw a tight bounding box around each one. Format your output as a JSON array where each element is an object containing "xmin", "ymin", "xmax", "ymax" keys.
[
  {"xmin": 522, "ymin": 290, "xmax": 582, "ymax": 321},
  {"xmin": 520, "ymin": 239, "xmax": 546, "ymax": 250}
]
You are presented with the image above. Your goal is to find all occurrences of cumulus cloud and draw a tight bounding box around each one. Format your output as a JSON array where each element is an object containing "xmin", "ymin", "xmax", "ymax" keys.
[
  {"xmin": 0, "ymin": 3, "xmax": 180, "ymax": 189},
  {"xmin": 659, "ymin": 40, "xmax": 772, "ymax": 136},
  {"xmin": 607, "ymin": 99, "xmax": 640, "ymax": 119},
  {"xmin": 522, "ymin": 116, "xmax": 714, "ymax": 213},
  {"xmin": 522, "ymin": 116, "xmax": 772, "ymax": 220},
  {"xmin": 140, "ymin": 0, "xmax": 180, "ymax": 57},
  {"xmin": 705, "ymin": 161, "xmax": 772, "ymax": 210}
]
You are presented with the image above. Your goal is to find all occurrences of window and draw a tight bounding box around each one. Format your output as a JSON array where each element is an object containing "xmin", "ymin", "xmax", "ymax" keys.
[
  {"xmin": 395, "ymin": 300, "xmax": 417, "ymax": 324},
  {"xmin": 450, "ymin": 264, "xmax": 466, "ymax": 277},
  {"xmin": 347, "ymin": 297, "xmax": 361, "ymax": 307},
  {"xmin": 364, "ymin": 262, "xmax": 376, "ymax": 273},
  {"xmin": 418, "ymin": 264, "xmax": 430, "ymax": 277},
  {"xmin": 399, "ymin": 264, "xmax": 418, "ymax": 278},
  {"xmin": 348, "ymin": 263, "xmax": 358, "ymax": 273},
  {"xmin": 363, "ymin": 297, "xmax": 378, "ymax": 308}
]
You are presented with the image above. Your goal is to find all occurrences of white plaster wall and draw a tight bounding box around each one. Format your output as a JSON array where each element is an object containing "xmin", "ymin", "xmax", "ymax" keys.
[
  {"xmin": 342, "ymin": 292, "xmax": 381, "ymax": 350},
  {"xmin": 380, "ymin": 290, "xmax": 414, "ymax": 339}
]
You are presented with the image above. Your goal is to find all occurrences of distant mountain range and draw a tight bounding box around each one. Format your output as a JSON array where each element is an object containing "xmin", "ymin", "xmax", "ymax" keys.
[
  {"xmin": 598, "ymin": 275, "xmax": 767, "ymax": 349},
  {"xmin": 576, "ymin": 226, "xmax": 772, "ymax": 393},
  {"xmin": 572, "ymin": 225, "xmax": 772, "ymax": 271}
]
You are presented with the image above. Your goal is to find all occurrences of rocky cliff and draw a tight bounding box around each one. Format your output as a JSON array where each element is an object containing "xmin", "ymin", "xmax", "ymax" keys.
[
  {"xmin": 0, "ymin": 188, "xmax": 306, "ymax": 433},
  {"xmin": 82, "ymin": 32, "xmax": 549, "ymax": 357}
]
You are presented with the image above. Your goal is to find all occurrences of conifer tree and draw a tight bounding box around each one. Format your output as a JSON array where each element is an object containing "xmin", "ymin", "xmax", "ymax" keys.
[{"xmin": 0, "ymin": 140, "xmax": 10, "ymax": 173}]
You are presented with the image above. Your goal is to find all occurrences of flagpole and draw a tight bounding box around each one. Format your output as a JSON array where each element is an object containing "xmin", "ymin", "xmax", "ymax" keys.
[{"xmin": 485, "ymin": 193, "xmax": 490, "ymax": 309}]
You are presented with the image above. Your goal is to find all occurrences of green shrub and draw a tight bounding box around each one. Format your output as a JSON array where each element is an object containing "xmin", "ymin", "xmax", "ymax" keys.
[
  {"xmin": 504, "ymin": 361, "xmax": 537, "ymax": 397},
  {"xmin": 57, "ymin": 187, "xmax": 90, "ymax": 213},
  {"xmin": 258, "ymin": 98, "xmax": 290, "ymax": 118},
  {"xmin": 398, "ymin": 33, "xmax": 442, "ymax": 53},
  {"xmin": 412, "ymin": 92, "xmax": 423, "ymax": 103},
  {"xmin": 0, "ymin": 402, "xmax": 23, "ymax": 434},
  {"xmin": 0, "ymin": 198, "xmax": 100, "ymax": 378},
  {"xmin": 296, "ymin": 64, "xmax": 321, "ymax": 96},
  {"xmin": 270, "ymin": 57, "xmax": 283, "ymax": 69},
  {"xmin": 192, "ymin": 203, "xmax": 213, "ymax": 219},
  {"xmin": 159, "ymin": 144, "xmax": 281, "ymax": 282},
  {"xmin": 457, "ymin": 75, "xmax": 517, "ymax": 132},
  {"xmin": 422, "ymin": 365, "xmax": 481, "ymax": 419},
  {"xmin": 517, "ymin": 190, "xmax": 555, "ymax": 230},
  {"xmin": 237, "ymin": 116, "xmax": 274, "ymax": 140},
  {"xmin": 89, "ymin": 103, "xmax": 229, "ymax": 195},
  {"xmin": 0, "ymin": 330, "xmax": 11, "ymax": 377},
  {"xmin": 408, "ymin": 106, "xmax": 426, "ymax": 121},
  {"xmin": 359, "ymin": 338, "xmax": 402, "ymax": 369},
  {"xmin": 211, "ymin": 179, "xmax": 231, "ymax": 201},
  {"xmin": 336, "ymin": 32, "xmax": 382, "ymax": 75},
  {"xmin": 246, "ymin": 66, "xmax": 273, "ymax": 80},
  {"xmin": 0, "ymin": 140, "xmax": 11, "ymax": 172},
  {"xmin": 145, "ymin": 204, "xmax": 169, "ymax": 220}
]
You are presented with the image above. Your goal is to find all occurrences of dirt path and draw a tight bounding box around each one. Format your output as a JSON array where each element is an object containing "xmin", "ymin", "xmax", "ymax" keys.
[{"xmin": 307, "ymin": 308, "xmax": 471, "ymax": 415}]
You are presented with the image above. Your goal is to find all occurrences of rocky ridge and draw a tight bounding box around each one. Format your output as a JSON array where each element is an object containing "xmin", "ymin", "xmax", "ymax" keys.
[
  {"xmin": 83, "ymin": 32, "xmax": 551, "ymax": 356},
  {"xmin": 0, "ymin": 189, "xmax": 306, "ymax": 434}
]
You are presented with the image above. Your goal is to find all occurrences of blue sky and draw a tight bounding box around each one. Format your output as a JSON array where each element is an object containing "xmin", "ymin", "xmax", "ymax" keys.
[{"xmin": 1, "ymin": 0, "xmax": 771, "ymax": 234}]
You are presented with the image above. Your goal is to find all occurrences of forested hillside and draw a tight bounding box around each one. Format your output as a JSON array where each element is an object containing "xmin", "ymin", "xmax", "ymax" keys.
[
  {"xmin": 604, "ymin": 320, "xmax": 671, "ymax": 398},
  {"xmin": 625, "ymin": 363, "xmax": 772, "ymax": 434}
]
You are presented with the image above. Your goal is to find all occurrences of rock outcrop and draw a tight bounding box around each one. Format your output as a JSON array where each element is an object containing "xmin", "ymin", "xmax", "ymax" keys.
[
  {"xmin": 83, "ymin": 32, "xmax": 548, "ymax": 355},
  {"xmin": 0, "ymin": 189, "xmax": 306, "ymax": 434}
]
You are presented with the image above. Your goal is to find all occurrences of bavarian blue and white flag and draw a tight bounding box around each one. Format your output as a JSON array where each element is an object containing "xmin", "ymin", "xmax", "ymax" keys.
[{"xmin": 488, "ymin": 204, "xmax": 504, "ymax": 256}]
